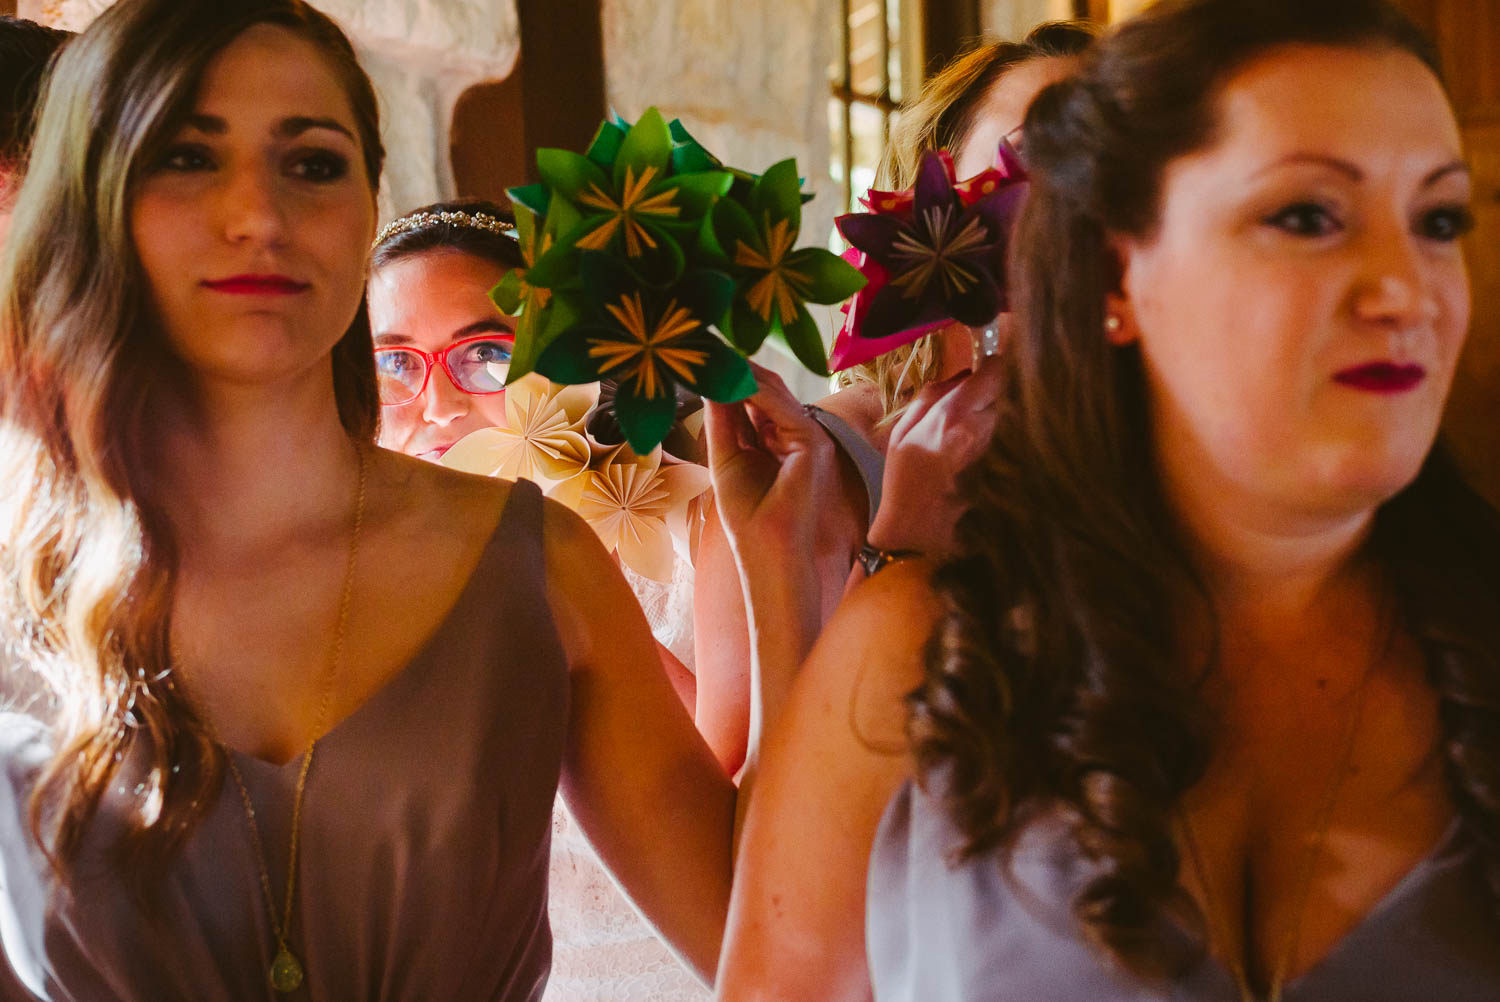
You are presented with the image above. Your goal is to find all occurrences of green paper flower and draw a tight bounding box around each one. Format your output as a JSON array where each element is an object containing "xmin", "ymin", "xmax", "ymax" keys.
[
  {"xmin": 529, "ymin": 108, "xmax": 731, "ymax": 287},
  {"xmin": 500, "ymin": 107, "xmax": 865, "ymax": 448},
  {"xmin": 535, "ymin": 252, "xmax": 754, "ymax": 454},
  {"xmin": 491, "ymin": 198, "xmax": 582, "ymax": 381},
  {"xmin": 712, "ymin": 159, "xmax": 866, "ymax": 375}
]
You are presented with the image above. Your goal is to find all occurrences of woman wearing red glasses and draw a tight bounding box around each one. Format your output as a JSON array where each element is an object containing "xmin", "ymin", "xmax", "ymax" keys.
[{"xmin": 368, "ymin": 200, "xmax": 521, "ymax": 464}]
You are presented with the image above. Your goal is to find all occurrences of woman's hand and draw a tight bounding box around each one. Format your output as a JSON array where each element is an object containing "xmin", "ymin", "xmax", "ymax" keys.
[
  {"xmin": 704, "ymin": 362, "xmax": 863, "ymax": 777},
  {"xmin": 867, "ymin": 357, "xmax": 1003, "ymax": 558},
  {"xmin": 705, "ymin": 362, "xmax": 851, "ymax": 571}
]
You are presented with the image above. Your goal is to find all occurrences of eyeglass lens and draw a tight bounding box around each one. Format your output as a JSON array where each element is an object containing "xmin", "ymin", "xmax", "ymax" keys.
[{"xmin": 375, "ymin": 337, "xmax": 513, "ymax": 406}]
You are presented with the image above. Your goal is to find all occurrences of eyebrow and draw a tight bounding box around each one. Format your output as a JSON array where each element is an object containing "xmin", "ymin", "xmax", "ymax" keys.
[
  {"xmin": 1254, "ymin": 153, "xmax": 1471, "ymax": 187},
  {"xmin": 183, "ymin": 113, "xmax": 356, "ymax": 141},
  {"xmin": 372, "ymin": 319, "xmax": 514, "ymax": 347},
  {"xmin": 451, "ymin": 319, "xmax": 515, "ymax": 340}
]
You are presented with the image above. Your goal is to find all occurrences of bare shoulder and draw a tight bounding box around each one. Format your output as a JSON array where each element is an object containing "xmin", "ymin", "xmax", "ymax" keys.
[
  {"xmin": 802, "ymin": 558, "xmax": 944, "ymax": 743},
  {"xmin": 827, "ymin": 558, "xmax": 943, "ymax": 655},
  {"xmin": 814, "ymin": 382, "xmax": 884, "ymax": 444},
  {"xmin": 369, "ymin": 447, "xmax": 514, "ymax": 545}
]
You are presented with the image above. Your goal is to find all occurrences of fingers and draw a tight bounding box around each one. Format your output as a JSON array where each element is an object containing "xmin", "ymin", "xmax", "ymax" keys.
[
  {"xmin": 705, "ymin": 400, "xmax": 759, "ymax": 469},
  {"xmin": 742, "ymin": 360, "xmax": 816, "ymax": 435},
  {"xmin": 888, "ymin": 357, "xmax": 1005, "ymax": 452},
  {"xmin": 889, "ymin": 376, "xmax": 951, "ymax": 443},
  {"xmin": 944, "ymin": 355, "xmax": 1003, "ymax": 415}
]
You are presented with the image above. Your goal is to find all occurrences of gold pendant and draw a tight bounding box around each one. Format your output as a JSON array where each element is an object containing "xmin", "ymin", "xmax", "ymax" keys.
[{"xmin": 269, "ymin": 946, "xmax": 304, "ymax": 993}]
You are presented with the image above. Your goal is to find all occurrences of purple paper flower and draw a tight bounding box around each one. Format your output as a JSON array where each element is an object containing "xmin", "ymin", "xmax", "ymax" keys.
[{"xmin": 830, "ymin": 146, "xmax": 1029, "ymax": 369}]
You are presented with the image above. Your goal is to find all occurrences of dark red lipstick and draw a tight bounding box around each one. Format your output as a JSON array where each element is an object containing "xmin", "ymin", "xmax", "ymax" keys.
[
  {"xmin": 1333, "ymin": 362, "xmax": 1426, "ymax": 394},
  {"xmin": 201, "ymin": 275, "xmax": 310, "ymax": 295}
]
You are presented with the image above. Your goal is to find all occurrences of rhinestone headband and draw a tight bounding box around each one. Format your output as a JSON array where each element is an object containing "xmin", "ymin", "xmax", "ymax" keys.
[{"xmin": 372, "ymin": 209, "xmax": 516, "ymax": 250}]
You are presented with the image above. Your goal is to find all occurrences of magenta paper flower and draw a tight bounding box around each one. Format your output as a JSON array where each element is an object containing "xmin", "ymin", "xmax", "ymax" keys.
[{"xmin": 829, "ymin": 143, "xmax": 1028, "ymax": 372}]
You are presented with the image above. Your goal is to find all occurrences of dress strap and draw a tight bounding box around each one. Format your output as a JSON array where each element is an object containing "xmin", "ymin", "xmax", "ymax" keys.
[{"xmin": 806, "ymin": 404, "xmax": 886, "ymax": 521}]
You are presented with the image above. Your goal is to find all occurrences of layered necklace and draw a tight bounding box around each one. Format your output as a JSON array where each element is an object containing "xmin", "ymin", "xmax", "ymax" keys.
[
  {"xmin": 174, "ymin": 447, "xmax": 368, "ymax": 993},
  {"xmin": 1176, "ymin": 657, "xmax": 1375, "ymax": 1002}
]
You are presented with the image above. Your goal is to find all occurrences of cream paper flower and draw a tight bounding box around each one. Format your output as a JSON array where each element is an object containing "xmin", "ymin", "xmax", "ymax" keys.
[
  {"xmin": 551, "ymin": 445, "xmax": 712, "ymax": 583},
  {"xmin": 441, "ymin": 374, "xmax": 596, "ymax": 488}
]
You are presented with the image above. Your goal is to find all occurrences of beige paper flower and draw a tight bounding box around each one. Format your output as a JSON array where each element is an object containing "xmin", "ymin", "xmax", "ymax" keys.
[
  {"xmin": 551, "ymin": 445, "xmax": 712, "ymax": 583},
  {"xmin": 441, "ymin": 374, "xmax": 596, "ymax": 486}
]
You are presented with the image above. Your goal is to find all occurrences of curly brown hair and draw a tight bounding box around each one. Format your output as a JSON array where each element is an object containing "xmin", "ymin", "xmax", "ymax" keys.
[{"xmin": 907, "ymin": 0, "xmax": 1500, "ymax": 980}]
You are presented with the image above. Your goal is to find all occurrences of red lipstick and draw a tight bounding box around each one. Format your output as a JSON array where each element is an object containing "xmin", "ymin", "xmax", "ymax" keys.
[
  {"xmin": 201, "ymin": 275, "xmax": 310, "ymax": 295},
  {"xmin": 418, "ymin": 443, "xmax": 456, "ymax": 463},
  {"xmin": 1333, "ymin": 362, "xmax": 1426, "ymax": 394}
]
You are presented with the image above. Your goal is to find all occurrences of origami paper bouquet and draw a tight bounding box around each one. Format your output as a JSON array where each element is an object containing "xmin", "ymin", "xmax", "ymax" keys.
[
  {"xmin": 441, "ymin": 373, "xmax": 711, "ymax": 583},
  {"xmin": 828, "ymin": 142, "xmax": 1031, "ymax": 372},
  {"xmin": 492, "ymin": 108, "xmax": 867, "ymax": 453}
]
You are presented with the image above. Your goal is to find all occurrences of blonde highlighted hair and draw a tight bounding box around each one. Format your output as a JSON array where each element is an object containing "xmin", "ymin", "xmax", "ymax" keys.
[
  {"xmin": 0, "ymin": 0, "xmax": 382, "ymax": 896},
  {"xmin": 837, "ymin": 21, "xmax": 1097, "ymax": 418}
]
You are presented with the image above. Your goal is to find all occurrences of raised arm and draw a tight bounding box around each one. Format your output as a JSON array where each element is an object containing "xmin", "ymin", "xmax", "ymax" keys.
[
  {"xmin": 703, "ymin": 364, "xmax": 867, "ymax": 777},
  {"xmin": 715, "ymin": 559, "xmax": 941, "ymax": 1001},
  {"xmin": 543, "ymin": 496, "xmax": 736, "ymax": 983}
]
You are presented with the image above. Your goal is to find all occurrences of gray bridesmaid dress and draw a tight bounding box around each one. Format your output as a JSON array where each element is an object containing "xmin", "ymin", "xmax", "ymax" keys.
[
  {"xmin": 868, "ymin": 777, "xmax": 1500, "ymax": 1001},
  {"xmin": 0, "ymin": 478, "xmax": 570, "ymax": 1001}
]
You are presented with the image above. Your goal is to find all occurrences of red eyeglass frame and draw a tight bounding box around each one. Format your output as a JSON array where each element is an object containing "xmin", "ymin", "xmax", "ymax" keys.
[{"xmin": 374, "ymin": 333, "xmax": 516, "ymax": 406}]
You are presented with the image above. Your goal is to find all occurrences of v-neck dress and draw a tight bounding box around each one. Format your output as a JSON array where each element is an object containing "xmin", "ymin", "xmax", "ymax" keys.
[
  {"xmin": 0, "ymin": 478, "xmax": 570, "ymax": 1002},
  {"xmin": 867, "ymin": 776, "xmax": 1500, "ymax": 1001}
]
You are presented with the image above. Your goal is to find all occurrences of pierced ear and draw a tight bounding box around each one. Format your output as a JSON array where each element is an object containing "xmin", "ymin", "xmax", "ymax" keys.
[
  {"xmin": 1102, "ymin": 237, "xmax": 1139, "ymax": 346},
  {"xmin": 1102, "ymin": 297, "xmax": 1136, "ymax": 345}
]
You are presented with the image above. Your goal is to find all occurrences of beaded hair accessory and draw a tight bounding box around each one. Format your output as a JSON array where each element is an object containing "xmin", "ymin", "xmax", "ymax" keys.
[{"xmin": 372, "ymin": 209, "xmax": 516, "ymax": 250}]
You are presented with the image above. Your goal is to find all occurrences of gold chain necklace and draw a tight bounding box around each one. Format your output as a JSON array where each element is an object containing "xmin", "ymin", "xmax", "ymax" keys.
[
  {"xmin": 174, "ymin": 447, "xmax": 368, "ymax": 994},
  {"xmin": 1176, "ymin": 658, "xmax": 1374, "ymax": 1002}
]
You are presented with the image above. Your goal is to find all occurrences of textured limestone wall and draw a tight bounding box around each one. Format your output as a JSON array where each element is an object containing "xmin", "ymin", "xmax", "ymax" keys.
[
  {"xmin": 23, "ymin": 0, "xmax": 520, "ymax": 222},
  {"xmin": 982, "ymin": 0, "xmax": 1078, "ymax": 40},
  {"xmin": 603, "ymin": 0, "xmax": 840, "ymax": 397}
]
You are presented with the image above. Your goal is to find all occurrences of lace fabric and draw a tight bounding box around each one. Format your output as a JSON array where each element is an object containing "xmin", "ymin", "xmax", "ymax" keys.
[
  {"xmin": 544, "ymin": 549, "xmax": 708, "ymax": 1002},
  {"xmin": 620, "ymin": 551, "xmax": 697, "ymax": 674},
  {"xmin": 544, "ymin": 804, "xmax": 711, "ymax": 1002}
]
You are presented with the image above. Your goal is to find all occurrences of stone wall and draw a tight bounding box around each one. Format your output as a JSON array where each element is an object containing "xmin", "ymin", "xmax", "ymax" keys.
[
  {"xmin": 23, "ymin": 0, "xmax": 520, "ymax": 222},
  {"xmin": 602, "ymin": 0, "xmax": 840, "ymax": 397},
  {"xmin": 982, "ymin": 0, "xmax": 1083, "ymax": 39}
]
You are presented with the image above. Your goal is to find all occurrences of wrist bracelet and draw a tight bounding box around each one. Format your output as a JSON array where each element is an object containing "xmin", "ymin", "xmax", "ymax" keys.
[{"xmin": 856, "ymin": 542, "xmax": 921, "ymax": 577}]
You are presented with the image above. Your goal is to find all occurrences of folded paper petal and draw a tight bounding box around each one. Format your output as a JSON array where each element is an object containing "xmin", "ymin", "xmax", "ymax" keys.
[
  {"xmin": 440, "ymin": 374, "xmax": 596, "ymax": 484},
  {"xmin": 557, "ymin": 444, "xmax": 710, "ymax": 582},
  {"xmin": 828, "ymin": 147, "xmax": 1030, "ymax": 371},
  {"xmin": 827, "ymin": 248, "xmax": 946, "ymax": 372},
  {"xmin": 659, "ymin": 461, "xmax": 713, "ymax": 554}
]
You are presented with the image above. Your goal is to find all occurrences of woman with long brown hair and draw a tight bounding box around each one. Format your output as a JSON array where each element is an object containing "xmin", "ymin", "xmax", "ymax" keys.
[
  {"xmin": 0, "ymin": 2, "xmax": 760, "ymax": 997},
  {"xmin": 715, "ymin": 0, "xmax": 1500, "ymax": 997}
]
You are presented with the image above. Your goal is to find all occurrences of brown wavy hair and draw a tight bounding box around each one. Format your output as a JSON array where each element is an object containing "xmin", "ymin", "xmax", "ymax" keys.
[
  {"xmin": 837, "ymin": 21, "xmax": 1096, "ymax": 419},
  {"xmin": 0, "ymin": 0, "xmax": 383, "ymax": 897},
  {"xmin": 907, "ymin": 0, "xmax": 1500, "ymax": 979}
]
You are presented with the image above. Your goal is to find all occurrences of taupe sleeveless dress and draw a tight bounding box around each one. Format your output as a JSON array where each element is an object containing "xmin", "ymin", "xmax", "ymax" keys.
[
  {"xmin": 868, "ymin": 777, "xmax": 1500, "ymax": 1001},
  {"xmin": 0, "ymin": 478, "xmax": 569, "ymax": 1001}
]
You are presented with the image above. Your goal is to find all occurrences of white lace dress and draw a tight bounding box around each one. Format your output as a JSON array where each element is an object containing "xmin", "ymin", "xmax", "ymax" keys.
[{"xmin": 543, "ymin": 553, "xmax": 711, "ymax": 1002}]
